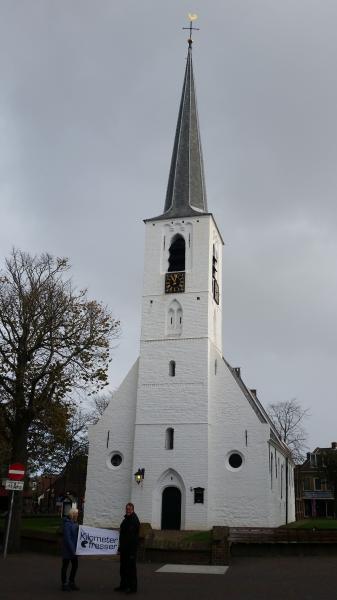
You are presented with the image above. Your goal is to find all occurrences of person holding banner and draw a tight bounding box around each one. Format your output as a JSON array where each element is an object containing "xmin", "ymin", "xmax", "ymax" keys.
[
  {"xmin": 115, "ymin": 503, "xmax": 140, "ymax": 594},
  {"xmin": 61, "ymin": 507, "xmax": 80, "ymax": 591}
]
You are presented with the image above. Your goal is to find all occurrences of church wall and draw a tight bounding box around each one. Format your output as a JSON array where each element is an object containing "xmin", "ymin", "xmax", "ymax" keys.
[
  {"xmin": 141, "ymin": 217, "xmax": 216, "ymax": 343},
  {"xmin": 208, "ymin": 345, "xmax": 294, "ymax": 527},
  {"xmin": 141, "ymin": 292, "xmax": 210, "ymax": 341},
  {"xmin": 140, "ymin": 215, "xmax": 222, "ymax": 353},
  {"xmin": 131, "ymin": 423, "xmax": 209, "ymax": 529},
  {"xmin": 136, "ymin": 338, "xmax": 209, "ymax": 420},
  {"xmin": 131, "ymin": 336, "xmax": 210, "ymax": 529},
  {"xmin": 83, "ymin": 360, "xmax": 139, "ymax": 528}
]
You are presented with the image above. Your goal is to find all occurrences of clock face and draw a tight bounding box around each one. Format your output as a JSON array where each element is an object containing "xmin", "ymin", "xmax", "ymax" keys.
[{"xmin": 165, "ymin": 271, "xmax": 185, "ymax": 294}]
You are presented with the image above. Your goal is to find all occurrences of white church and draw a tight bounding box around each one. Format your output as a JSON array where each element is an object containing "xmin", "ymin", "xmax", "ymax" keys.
[{"xmin": 84, "ymin": 39, "xmax": 295, "ymax": 530}]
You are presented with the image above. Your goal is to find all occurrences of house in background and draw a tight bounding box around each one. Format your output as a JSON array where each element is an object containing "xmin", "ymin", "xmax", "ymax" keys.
[
  {"xmin": 35, "ymin": 453, "xmax": 87, "ymax": 516},
  {"xmin": 295, "ymin": 442, "xmax": 337, "ymax": 519}
]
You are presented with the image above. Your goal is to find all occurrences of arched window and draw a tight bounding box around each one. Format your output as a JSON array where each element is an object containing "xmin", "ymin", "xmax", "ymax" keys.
[
  {"xmin": 166, "ymin": 300, "xmax": 183, "ymax": 335},
  {"xmin": 165, "ymin": 428, "xmax": 174, "ymax": 450},
  {"xmin": 212, "ymin": 244, "xmax": 219, "ymax": 304},
  {"xmin": 169, "ymin": 360, "xmax": 176, "ymax": 377},
  {"xmin": 168, "ymin": 235, "xmax": 185, "ymax": 272}
]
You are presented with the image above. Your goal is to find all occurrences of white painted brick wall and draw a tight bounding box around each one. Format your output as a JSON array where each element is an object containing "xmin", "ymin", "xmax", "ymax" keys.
[
  {"xmin": 141, "ymin": 216, "xmax": 222, "ymax": 352},
  {"xmin": 85, "ymin": 212, "xmax": 295, "ymax": 530},
  {"xmin": 208, "ymin": 341, "xmax": 295, "ymax": 526},
  {"xmin": 84, "ymin": 360, "xmax": 139, "ymax": 528}
]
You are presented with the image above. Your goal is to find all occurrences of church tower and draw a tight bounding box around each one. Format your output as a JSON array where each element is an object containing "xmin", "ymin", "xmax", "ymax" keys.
[
  {"xmin": 84, "ymin": 35, "xmax": 295, "ymax": 530},
  {"xmin": 130, "ymin": 39, "xmax": 223, "ymax": 529}
]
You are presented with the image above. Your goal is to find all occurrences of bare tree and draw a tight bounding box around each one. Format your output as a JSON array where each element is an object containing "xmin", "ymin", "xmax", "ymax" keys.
[
  {"xmin": 88, "ymin": 391, "xmax": 112, "ymax": 424},
  {"xmin": 267, "ymin": 399, "xmax": 310, "ymax": 463},
  {"xmin": 0, "ymin": 249, "xmax": 120, "ymax": 550}
]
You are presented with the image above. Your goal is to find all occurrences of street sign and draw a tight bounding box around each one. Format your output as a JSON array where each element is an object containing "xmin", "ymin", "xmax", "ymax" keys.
[
  {"xmin": 8, "ymin": 463, "xmax": 25, "ymax": 481},
  {"xmin": 3, "ymin": 473, "xmax": 25, "ymax": 559},
  {"xmin": 5, "ymin": 480, "xmax": 24, "ymax": 491}
]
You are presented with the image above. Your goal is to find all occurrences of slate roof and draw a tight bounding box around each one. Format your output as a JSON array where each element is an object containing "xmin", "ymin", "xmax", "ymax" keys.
[{"xmin": 149, "ymin": 43, "xmax": 208, "ymax": 221}]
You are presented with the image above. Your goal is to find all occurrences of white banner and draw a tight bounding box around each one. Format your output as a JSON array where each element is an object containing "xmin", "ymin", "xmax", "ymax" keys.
[{"xmin": 76, "ymin": 525, "xmax": 119, "ymax": 556}]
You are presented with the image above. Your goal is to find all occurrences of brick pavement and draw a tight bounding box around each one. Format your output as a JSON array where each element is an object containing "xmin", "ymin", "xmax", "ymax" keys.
[{"xmin": 0, "ymin": 553, "xmax": 336, "ymax": 600}]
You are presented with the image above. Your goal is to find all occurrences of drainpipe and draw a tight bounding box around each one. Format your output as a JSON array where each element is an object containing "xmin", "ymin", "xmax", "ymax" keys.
[{"xmin": 285, "ymin": 457, "xmax": 289, "ymax": 525}]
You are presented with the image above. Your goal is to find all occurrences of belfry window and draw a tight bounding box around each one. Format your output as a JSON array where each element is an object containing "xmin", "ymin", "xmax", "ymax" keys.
[
  {"xmin": 168, "ymin": 234, "xmax": 185, "ymax": 272},
  {"xmin": 165, "ymin": 428, "xmax": 174, "ymax": 450},
  {"xmin": 212, "ymin": 244, "xmax": 219, "ymax": 304}
]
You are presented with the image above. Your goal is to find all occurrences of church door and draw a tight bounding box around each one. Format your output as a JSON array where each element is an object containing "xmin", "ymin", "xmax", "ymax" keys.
[{"xmin": 161, "ymin": 486, "xmax": 181, "ymax": 530}]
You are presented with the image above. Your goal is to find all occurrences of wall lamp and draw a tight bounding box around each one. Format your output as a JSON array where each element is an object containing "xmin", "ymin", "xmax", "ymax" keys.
[{"xmin": 134, "ymin": 468, "xmax": 145, "ymax": 485}]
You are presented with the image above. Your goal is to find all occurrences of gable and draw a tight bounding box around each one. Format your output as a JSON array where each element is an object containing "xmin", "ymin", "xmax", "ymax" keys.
[{"xmin": 222, "ymin": 357, "xmax": 292, "ymax": 458}]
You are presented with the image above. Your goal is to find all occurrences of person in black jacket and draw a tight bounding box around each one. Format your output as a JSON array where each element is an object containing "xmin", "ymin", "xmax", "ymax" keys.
[
  {"xmin": 61, "ymin": 507, "xmax": 79, "ymax": 591},
  {"xmin": 115, "ymin": 502, "xmax": 140, "ymax": 594}
]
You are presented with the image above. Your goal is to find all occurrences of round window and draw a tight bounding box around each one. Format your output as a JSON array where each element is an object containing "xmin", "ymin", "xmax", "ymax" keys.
[
  {"xmin": 226, "ymin": 451, "xmax": 244, "ymax": 471},
  {"xmin": 110, "ymin": 453, "xmax": 122, "ymax": 468},
  {"xmin": 228, "ymin": 453, "xmax": 243, "ymax": 468}
]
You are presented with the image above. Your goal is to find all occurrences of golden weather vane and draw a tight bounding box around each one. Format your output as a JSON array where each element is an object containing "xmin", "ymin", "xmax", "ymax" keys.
[{"xmin": 183, "ymin": 13, "xmax": 199, "ymax": 47}]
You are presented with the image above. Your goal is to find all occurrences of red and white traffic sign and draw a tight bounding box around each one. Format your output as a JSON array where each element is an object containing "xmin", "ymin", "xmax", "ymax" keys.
[{"xmin": 8, "ymin": 463, "xmax": 25, "ymax": 481}]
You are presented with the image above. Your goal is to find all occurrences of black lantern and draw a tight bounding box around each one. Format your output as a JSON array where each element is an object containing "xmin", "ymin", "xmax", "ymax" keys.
[{"xmin": 134, "ymin": 468, "xmax": 145, "ymax": 485}]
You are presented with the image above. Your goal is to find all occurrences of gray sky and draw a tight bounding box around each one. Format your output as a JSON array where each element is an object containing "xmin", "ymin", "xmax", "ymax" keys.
[{"xmin": 1, "ymin": 0, "xmax": 337, "ymax": 450}]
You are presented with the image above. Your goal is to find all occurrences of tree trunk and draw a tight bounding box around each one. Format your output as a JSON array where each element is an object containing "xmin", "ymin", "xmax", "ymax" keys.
[{"xmin": 6, "ymin": 418, "xmax": 29, "ymax": 553}]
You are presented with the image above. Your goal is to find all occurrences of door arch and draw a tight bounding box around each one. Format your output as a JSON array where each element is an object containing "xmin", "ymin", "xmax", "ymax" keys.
[{"xmin": 161, "ymin": 486, "xmax": 181, "ymax": 530}]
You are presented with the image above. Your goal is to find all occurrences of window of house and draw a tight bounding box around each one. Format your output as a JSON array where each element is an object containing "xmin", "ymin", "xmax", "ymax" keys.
[
  {"xmin": 314, "ymin": 478, "xmax": 322, "ymax": 491},
  {"xmin": 165, "ymin": 428, "xmax": 174, "ymax": 450},
  {"xmin": 194, "ymin": 487, "xmax": 205, "ymax": 504},
  {"xmin": 304, "ymin": 499, "xmax": 312, "ymax": 518},
  {"xmin": 169, "ymin": 360, "xmax": 176, "ymax": 376},
  {"xmin": 310, "ymin": 453, "xmax": 322, "ymax": 467},
  {"xmin": 303, "ymin": 478, "xmax": 311, "ymax": 491}
]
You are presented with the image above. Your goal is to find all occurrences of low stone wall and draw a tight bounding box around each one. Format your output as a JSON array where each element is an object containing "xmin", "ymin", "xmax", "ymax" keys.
[
  {"xmin": 9, "ymin": 523, "xmax": 337, "ymax": 563},
  {"xmin": 228, "ymin": 527, "xmax": 337, "ymax": 544},
  {"xmin": 139, "ymin": 524, "xmax": 230, "ymax": 565},
  {"xmin": 210, "ymin": 527, "xmax": 230, "ymax": 565},
  {"xmin": 228, "ymin": 527, "xmax": 337, "ymax": 559}
]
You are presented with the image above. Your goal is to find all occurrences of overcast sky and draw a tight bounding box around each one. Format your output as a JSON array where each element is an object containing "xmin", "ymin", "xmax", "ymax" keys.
[{"xmin": 1, "ymin": 0, "xmax": 337, "ymax": 450}]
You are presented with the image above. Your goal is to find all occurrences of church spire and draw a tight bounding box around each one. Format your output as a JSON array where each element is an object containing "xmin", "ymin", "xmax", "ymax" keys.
[{"xmin": 152, "ymin": 35, "xmax": 208, "ymax": 220}]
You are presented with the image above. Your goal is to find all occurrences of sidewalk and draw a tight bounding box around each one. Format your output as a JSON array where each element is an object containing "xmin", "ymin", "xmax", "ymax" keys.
[{"xmin": 0, "ymin": 553, "xmax": 336, "ymax": 600}]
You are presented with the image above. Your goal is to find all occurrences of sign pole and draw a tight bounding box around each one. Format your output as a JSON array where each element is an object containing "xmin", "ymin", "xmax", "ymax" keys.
[{"xmin": 3, "ymin": 490, "xmax": 15, "ymax": 559}]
